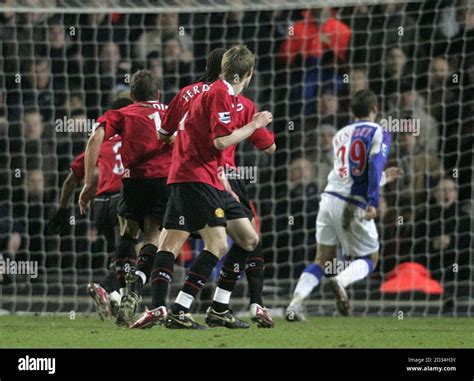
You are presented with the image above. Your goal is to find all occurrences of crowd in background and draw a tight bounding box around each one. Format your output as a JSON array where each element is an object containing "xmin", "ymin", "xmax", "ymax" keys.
[{"xmin": 0, "ymin": 1, "xmax": 472, "ymax": 308}]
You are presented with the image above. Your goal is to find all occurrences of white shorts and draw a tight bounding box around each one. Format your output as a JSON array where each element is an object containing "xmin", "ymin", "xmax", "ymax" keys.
[{"xmin": 316, "ymin": 193, "xmax": 379, "ymax": 258}]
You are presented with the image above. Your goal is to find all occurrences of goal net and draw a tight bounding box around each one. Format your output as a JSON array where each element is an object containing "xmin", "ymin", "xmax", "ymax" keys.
[{"xmin": 0, "ymin": 0, "xmax": 472, "ymax": 317}]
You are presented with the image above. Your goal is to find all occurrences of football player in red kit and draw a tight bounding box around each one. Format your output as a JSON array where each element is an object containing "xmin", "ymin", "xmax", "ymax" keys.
[
  {"xmin": 46, "ymin": 98, "xmax": 133, "ymax": 320},
  {"xmin": 143, "ymin": 45, "xmax": 273, "ymax": 329},
  {"xmin": 130, "ymin": 48, "xmax": 276, "ymax": 329},
  {"xmin": 79, "ymin": 71, "xmax": 172, "ymax": 325}
]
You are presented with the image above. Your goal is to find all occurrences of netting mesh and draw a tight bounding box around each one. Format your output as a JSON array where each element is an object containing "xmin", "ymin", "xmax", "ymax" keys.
[{"xmin": 0, "ymin": 0, "xmax": 472, "ymax": 316}]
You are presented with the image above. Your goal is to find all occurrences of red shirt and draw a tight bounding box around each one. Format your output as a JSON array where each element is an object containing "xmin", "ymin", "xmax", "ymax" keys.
[
  {"xmin": 161, "ymin": 79, "xmax": 238, "ymax": 190},
  {"xmin": 279, "ymin": 10, "xmax": 352, "ymax": 64},
  {"xmin": 161, "ymin": 81, "xmax": 211, "ymax": 133},
  {"xmin": 222, "ymin": 94, "xmax": 275, "ymax": 168},
  {"xmin": 70, "ymin": 135, "xmax": 123, "ymax": 196},
  {"xmin": 100, "ymin": 102, "xmax": 171, "ymax": 179}
]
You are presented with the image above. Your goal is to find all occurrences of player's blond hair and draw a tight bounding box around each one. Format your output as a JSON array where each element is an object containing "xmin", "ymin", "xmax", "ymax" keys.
[{"xmin": 221, "ymin": 45, "xmax": 255, "ymax": 84}]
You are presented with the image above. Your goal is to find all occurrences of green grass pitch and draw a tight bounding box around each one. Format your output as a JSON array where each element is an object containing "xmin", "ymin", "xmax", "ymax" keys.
[{"xmin": 0, "ymin": 315, "xmax": 472, "ymax": 348}]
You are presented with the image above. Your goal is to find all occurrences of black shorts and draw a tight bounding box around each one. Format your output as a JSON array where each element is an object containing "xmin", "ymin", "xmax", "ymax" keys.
[
  {"xmin": 92, "ymin": 192, "xmax": 120, "ymax": 250},
  {"xmin": 117, "ymin": 178, "xmax": 170, "ymax": 226},
  {"xmin": 163, "ymin": 183, "xmax": 227, "ymax": 232},
  {"xmin": 227, "ymin": 178, "xmax": 254, "ymax": 220}
]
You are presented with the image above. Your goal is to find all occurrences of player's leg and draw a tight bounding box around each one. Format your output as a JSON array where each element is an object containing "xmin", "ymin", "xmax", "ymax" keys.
[
  {"xmin": 113, "ymin": 216, "xmax": 140, "ymax": 325},
  {"xmin": 245, "ymin": 217, "xmax": 274, "ymax": 328},
  {"xmin": 128, "ymin": 215, "xmax": 161, "ymax": 295},
  {"xmin": 99, "ymin": 194, "xmax": 123, "ymax": 298},
  {"xmin": 87, "ymin": 194, "xmax": 123, "ymax": 320},
  {"xmin": 329, "ymin": 200, "xmax": 380, "ymax": 316},
  {"xmin": 205, "ymin": 216, "xmax": 257, "ymax": 329},
  {"xmin": 118, "ymin": 178, "xmax": 170, "ymax": 324},
  {"xmin": 129, "ymin": 227, "xmax": 189, "ymax": 329},
  {"xmin": 330, "ymin": 251, "xmax": 378, "ymax": 316},
  {"xmin": 286, "ymin": 244, "xmax": 337, "ymax": 321},
  {"xmin": 165, "ymin": 224, "xmax": 228, "ymax": 330},
  {"xmin": 286, "ymin": 193, "xmax": 337, "ymax": 321}
]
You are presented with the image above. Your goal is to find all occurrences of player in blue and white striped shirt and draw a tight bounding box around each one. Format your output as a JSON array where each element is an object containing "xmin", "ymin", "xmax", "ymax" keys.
[{"xmin": 286, "ymin": 90, "xmax": 402, "ymax": 321}]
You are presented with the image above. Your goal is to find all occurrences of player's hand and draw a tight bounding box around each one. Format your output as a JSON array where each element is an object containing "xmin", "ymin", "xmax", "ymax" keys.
[
  {"xmin": 433, "ymin": 234, "xmax": 451, "ymax": 250},
  {"xmin": 252, "ymin": 111, "xmax": 273, "ymax": 129},
  {"xmin": 384, "ymin": 167, "xmax": 403, "ymax": 183},
  {"xmin": 364, "ymin": 206, "xmax": 377, "ymax": 220},
  {"xmin": 79, "ymin": 184, "xmax": 96, "ymax": 215},
  {"xmin": 45, "ymin": 208, "xmax": 70, "ymax": 235},
  {"xmin": 220, "ymin": 172, "xmax": 240, "ymax": 203}
]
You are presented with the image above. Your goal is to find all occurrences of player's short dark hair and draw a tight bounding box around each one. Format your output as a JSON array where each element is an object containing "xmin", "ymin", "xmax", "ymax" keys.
[
  {"xmin": 350, "ymin": 89, "xmax": 378, "ymax": 118},
  {"xmin": 110, "ymin": 97, "xmax": 132, "ymax": 110},
  {"xmin": 198, "ymin": 48, "xmax": 226, "ymax": 83},
  {"xmin": 130, "ymin": 70, "xmax": 160, "ymax": 102}
]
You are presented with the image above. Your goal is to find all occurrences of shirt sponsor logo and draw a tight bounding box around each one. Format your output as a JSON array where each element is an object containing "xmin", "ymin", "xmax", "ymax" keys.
[{"xmin": 218, "ymin": 112, "xmax": 231, "ymax": 124}]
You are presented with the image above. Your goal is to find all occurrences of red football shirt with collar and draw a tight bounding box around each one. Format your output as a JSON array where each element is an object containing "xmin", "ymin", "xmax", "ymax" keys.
[
  {"xmin": 160, "ymin": 79, "xmax": 238, "ymax": 190},
  {"xmin": 161, "ymin": 81, "xmax": 212, "ymax": 133},
  {"xmin": 99, "ymin": 102, "xmax": 171, "ymax": 179},
  {"xmin": 70, "ymin": 135, "xmax": 123, "ymax": 196}
]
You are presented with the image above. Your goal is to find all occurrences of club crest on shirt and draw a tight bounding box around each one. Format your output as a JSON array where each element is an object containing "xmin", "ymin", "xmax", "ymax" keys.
[
  {"xmin": 218, "ymin": 112, "xmax": 231, "ymax": 124},
  {"xmin": 215, "ymin": 208, "xmax": 225, "ymax": 218}
]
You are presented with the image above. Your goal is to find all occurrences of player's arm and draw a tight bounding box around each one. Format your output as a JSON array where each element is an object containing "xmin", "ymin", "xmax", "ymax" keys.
[
  {"xmin": 59, "ymin": 171, "xmax": 81, "ymax": 209},
  {"xmin": 79, "ymin": 126, "xmax": 104, "ymax": 214},
  {"xmin": 214, "ymin": 112, "xmax": 273, "ymax": 150},
  {"xmin": 157, "ymin": 94, "xmax": 180, "ymax": 143},
  {"xmin": 381, "ymin": 167, "xmax": 403, "ymax": 186},
  {"xmin": 249, "ymin": 126, "xmax": 276, "ymax": 155},
  {"xmin": 45, "ymin": 171, "xmax": 80, "ymax": 235},
  {"xmin": 365, "ymin": 129, "xmax": 392, "ymax": 219}
]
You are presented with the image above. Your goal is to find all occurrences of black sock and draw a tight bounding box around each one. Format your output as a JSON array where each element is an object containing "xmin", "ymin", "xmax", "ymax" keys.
[
  {"xmin": 150, "ymin": 251, "xmax": 176, "ymax": 308},
  {"xmin": 245, "ymin": 243, "xmax": 265, "ymax": 306},
  {"xmin": 115, "ymin": 235, "xmax": 138, "ymax": 289},
  {"xmin": 211, "ymin": 244, "xmax": 251, "ymax": 312},
  {"xmin": 171, "ymin": 250, "xmax": 218, "ymax": 314},
  {"xmin": 102, "ymin": 262, "xmax": 119, "ymax": 294},
  {"xmin": 135, "ymin": 244, "xmax": 157, "ymax": 286}
]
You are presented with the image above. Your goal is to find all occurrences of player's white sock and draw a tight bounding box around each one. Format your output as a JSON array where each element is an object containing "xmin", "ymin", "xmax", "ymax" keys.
[
  {"xmin": 334, "ymin": 257, "xmax": 374, "ymax": 289},
  {"xmin": 213, "ymin": 287, "xmax": 231, "ymax": 305},
  {"xmin": 109, "ymin": 290, "xmax": 121, "ymax": 305},
  {"xmin": 290, "ymin": 264, "xmax": 324, "ymax": 306},
  {"xmin": 175, "ymin": 291, "xmax": 194, "ymax": 310},
  {"xmin": 135, "ymin": 270, "xmax": 146, "ymax": 285}
]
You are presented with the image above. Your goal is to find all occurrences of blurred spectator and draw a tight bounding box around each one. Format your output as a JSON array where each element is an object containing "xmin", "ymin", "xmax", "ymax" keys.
[
  {"xmin": 23, "ymin": 110, "xmax": 44, "ymax": 141},
  {"xmin": 45, "ymin": 21, "xmax": 82, "ymax": 97},
  {"xmin": 349, "ymin": 66, "xmax": 369, "ymax": 94},
  {"xmin": 421, "ymin": 56, "xmax": 460, "ymax": 171},
  {"xmin": 99, "ymin": 42, "xmax": 131, "ymax": 110},
  {"xmin": 274, "ymin": 157, "xmax": 319, "ymax": 283},
  {"xmin": 23, "ymin": 59, "xmax": 55, "ymax": 122},
  {"xmin": 279, "ymin": 7, "xmax": 352, "ymax": 65},
  {"xmin": 65, "ymin": 92, "xmax": 86, "ymax": 111},
  {"xmin": 279, "ymin": 8, "xmax": 351, "ymax": 116},
  {"xmin": 27, "ymin": 169, "xmax": 45, "ymax": 202},
  {"xmin": 316, "ymin": 88, "xmax": 348, "ymax": 129},
  {"xmin": 160, "ymin": 35, "xmax": 193, "ymax": 102},
  {"xmin": 386, "ymin": 130, "xmax": 443, "ymax": 209},
  {"xmin": 447, "ymin": 2, "xmax": 474, "ymax": 71},
  {"xmin": 386, "ymin": 83, "xmax": 439, "ymax": 154},
  {"xmin": 313, "ymin": 124, "xmax": 336, "ymax": 190},
  {"xmin": 135, "ymin": 13, "xmax": 194, "ymax": 65},
  {"xmin": 367, "ymin": 4, "xmax": 419, "ymax": 79},
  {"xmin": 414, "ymin": 177, "xmax": 471, "ymax": 311},
  {"xmin": 373, "ymin": 47, "xmax": 413, "ymax": 100}
]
